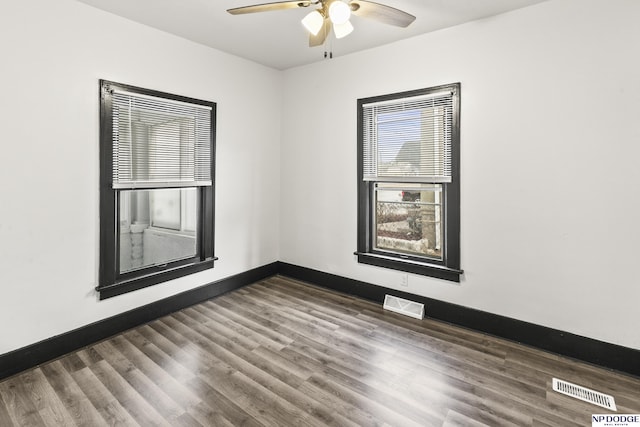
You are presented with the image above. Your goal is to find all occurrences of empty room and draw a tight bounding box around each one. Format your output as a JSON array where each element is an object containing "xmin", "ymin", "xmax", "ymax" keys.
[{"xmin": 1, "ymin": 0, "xmax": 639, "ymax": 425}]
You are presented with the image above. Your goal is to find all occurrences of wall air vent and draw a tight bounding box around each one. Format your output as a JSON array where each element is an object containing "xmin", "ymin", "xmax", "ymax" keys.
[
  {"xmin": 552, "ymin": 378, "xmax": 617, "ymax": 411},
  {"xmin": 383, "ymin": 294, "xmax": 424, "ymax": 320}
]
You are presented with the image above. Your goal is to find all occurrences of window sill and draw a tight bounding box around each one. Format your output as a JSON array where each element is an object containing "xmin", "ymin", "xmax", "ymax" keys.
[
  {"xmin": 354, "ymin": 251, "xmax": 462, "ymax": 282},
  {"xmin": 96, "ymin": 258, "xmax": 216, "ymax": 300}
]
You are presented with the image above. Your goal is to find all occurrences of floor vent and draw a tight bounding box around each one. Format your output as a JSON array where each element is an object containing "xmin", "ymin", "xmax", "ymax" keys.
[
  {"xmin": 552, "ymin": 378, "xmax": 617, "ymax": 411},
  {"xmin": 383, "ymin": 295, "xmax": 424, "ymax": 320}
]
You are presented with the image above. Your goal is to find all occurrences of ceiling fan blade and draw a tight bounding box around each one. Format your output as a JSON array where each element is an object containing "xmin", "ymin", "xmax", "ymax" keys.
[
  {"xmin": 309, "ymin": 19, "xmax": 330, "ymax": 47},
  {"xmin": 227, "ymin": 1, "xmax": 311, "ymax": 15},
  {"xmin": 350, "ymin": 0, "xmax": 415, "ymax": 27}
]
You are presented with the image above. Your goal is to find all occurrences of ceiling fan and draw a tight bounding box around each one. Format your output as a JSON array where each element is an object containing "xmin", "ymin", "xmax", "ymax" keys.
[{"xmin": 227, "ymin": 1, "xmax": 416, "ymax": 47}]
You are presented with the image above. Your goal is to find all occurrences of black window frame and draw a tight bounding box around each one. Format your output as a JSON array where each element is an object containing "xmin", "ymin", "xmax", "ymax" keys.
[
  {"xmin": 97, "ymin": 80, "xmax": 216, "ymax": 299},
  {"xmin": 356, "ymin": 83, "xmax": 462, "ymax": 282}
]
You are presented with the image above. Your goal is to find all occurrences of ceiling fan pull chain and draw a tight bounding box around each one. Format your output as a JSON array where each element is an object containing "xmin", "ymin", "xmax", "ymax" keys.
[{"xmin": 323, "ymin": 33, "xmax": 333, "ymax": 60}]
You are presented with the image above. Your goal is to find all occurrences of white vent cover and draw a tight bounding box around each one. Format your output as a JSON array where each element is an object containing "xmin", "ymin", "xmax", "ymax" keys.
[
  {"xmin": 552, "ymin": 378, "xmax": 617, "ymax": 411},
  {"xmin": 383, "ymin": 295, "xmax": 424, "ymax": 320}
]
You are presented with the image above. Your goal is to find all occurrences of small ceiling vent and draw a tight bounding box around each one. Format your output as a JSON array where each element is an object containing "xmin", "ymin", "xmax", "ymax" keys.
[
  {"xmin": 383, "ymin": 294, "xmax": 424, "ymax": 320},
  {"xmin": 552, "ymin": 378, "xmax": 617, "ymax": 411}
]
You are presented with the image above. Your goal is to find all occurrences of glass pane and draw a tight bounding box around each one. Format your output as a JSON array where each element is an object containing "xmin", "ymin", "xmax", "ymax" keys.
[
  {"xmin": 119, "ymin": 188, "xmax": 197, "ymax": 274},
  {"xmin": 150, "ymin": 189, "xmax": 181, "ymax": 229},
  {"xmin": 374, "ymin": 183, "xmax": 443, "ymax": 260}
]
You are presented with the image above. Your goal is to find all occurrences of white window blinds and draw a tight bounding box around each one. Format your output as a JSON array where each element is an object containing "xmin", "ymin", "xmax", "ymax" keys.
[
  {"xmin": 362, "ymin": 90, "xmax": 453, "ymax": 183},
  {"xmin": 111, "ymin": 90, "xmax": 212, "ymax": 189}
]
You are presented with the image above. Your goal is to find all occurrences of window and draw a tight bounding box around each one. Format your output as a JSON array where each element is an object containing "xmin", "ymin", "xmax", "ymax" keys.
[
  {"xmin": 98, "ymin": 80, "xmax": 216, "ymax": 299},
  {"xmin": 356, "ymin": 83, "xmax": 462, "ymax": 281}
]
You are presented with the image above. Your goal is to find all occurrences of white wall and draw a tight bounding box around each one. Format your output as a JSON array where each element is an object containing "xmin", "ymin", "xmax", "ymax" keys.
[
  {"xmin": 280, "ymin": 0, "xmax": 640, "ymax": 350},
  {"xmin": 0, "ymin": 0, "xmax": 282, "ymax": 354}
]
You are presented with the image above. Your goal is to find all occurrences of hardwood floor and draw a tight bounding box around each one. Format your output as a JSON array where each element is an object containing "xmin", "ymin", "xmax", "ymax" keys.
[{"xmin": 1, "ymin": 275, "xmax": 639, "ymax": 426}]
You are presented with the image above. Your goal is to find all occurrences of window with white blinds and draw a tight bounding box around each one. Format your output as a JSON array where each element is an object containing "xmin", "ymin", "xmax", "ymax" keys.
[
  {"xmin": 362, "ymin": 90, "xmax": 453, "ymax": 183},
  {"xmin": 99, "ymin": 80, "xmax": 216, "ymax": 299},
  {"xmin": 356, "ymin": 83, "xmax": 461, "ymax": 282},
  {"xmin": 111, "ymin": 90, "xmax": 212, "ymax": 189}
]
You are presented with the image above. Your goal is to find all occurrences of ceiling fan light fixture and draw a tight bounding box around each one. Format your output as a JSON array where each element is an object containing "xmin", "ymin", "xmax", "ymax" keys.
[
  {"xmin": 329, "ymin": 1, "xmax": 351, "ymax": 25},
  {"xmin": 333, "ymin": 20, "xmax": 353, "ymax": 39},
  {"xmin": 301, "ymin": 10, "xmax": 324, "ymax": 35}
]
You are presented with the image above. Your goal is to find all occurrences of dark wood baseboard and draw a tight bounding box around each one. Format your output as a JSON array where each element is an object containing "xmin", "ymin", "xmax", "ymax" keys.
[
  {"xmin": 278, "ymin": 262, "xmax": 640, "ymax": 378},
  {"xmin": 0, "ymin": 262, "xmax": 279, "ymax": 381},
  {"xmin": 2, "ymin": 260, "xmax": 638, "ymax": 381}
]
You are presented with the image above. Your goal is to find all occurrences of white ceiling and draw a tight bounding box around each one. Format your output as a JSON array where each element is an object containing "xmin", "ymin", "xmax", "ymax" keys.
[{"xmin": 77, "ymin": 0, "xmax": 548, "ymax": 70}]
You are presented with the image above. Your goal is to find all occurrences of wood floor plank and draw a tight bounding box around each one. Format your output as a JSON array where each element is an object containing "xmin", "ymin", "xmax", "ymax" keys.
[
  {"xmin": 281, "ymin": 335, "xmax": 445, "ymax": 425},
  {"xmin": 250, "ymin": 345, "xmax": 315, "ymax": 381},
  {"xmin": 122, "ymin": 328, "xmax": 196, "ymax": 384},
  {"xmin": 254, "ymin": 279, "xmax": 382, "ymax": 335},
  {"xmin": 0, "ymin": 391, "xmax": 14, "ymax": 427},
  {"xmin": 186, "ymin": 375, "xmax": 262, "ymax": 427},
  {"xmin": 243, "ymin": 285, "xmax": 343, "ymax": 331},
  {"xmin": 2, "ymin": 275, "xmax": 639, "ymax": 427},
  {"xmin": 204, "ymin": 299, "xmax": 293, "ymax": 349},
  {"xmin": 346, "ymin": 322, "xmax": 550, "ymax": 413},
  {"xmin": 532, "ymin": 420, "xmax": 558, "ymax": 427},
  {"xmin": 87, "ymin": 358, "xmax": 171, "ymax": 426},
  {"xmin": 135, "ymin": 323, "xmax": 206, "ymax": 373},
  {"xmin": 210, "ymin": 294, "xmax": 304, "ymax": 341},
  {"xmin": 196, "ymin": 302, "xmax": 290, "ymax": 352},
  {"xmin": 93, "ymin": 339, "xmax": 186, "ymax": 422},
  {"xmin": 21, "ymin": 368, "xmax": 78, "ymax": 427},
  {"xmin": 0, "ymin": 372, "xmax": 49, "ymax": 427},
  {"xmin": 269, "ymin": 276, "xmax": 367, "ymax": 314},
  {"xmin": 222, "ymin": 292, "xmax": 339, "ymax": 341},
  {"xmin": 183, "ymin": 306, "xmax": 262, "ymax": 352},
  {"xmin": 295, "ymin": 377, "xmax": 388, "ymax": 427},
  {"xmin": 111, "ymin": 333, "xmax": 202, "ymax": 411},
  {"xmin": 259, "ymin": 281, "xmax": 366, "ymax": 323},
  {"xmin": 144, "ymin": 320, "xmax": 219, "ymax": 374},
  {"xmin": 70, "ymin": 366, "xmax": 140, "ymax": 426},
  {"xmin": 358, "ymin": 309, "xmax": 510, "ymax": 364},
  {"xmin": 172, "ymin": 411, "xmax": 205, "ymax": 427},
  {"xmin": 59, "ymin": 353, "xmax": 86, "ymax": 375},
  {"xmin": 198, "ymin": 357, "xmax": 321, "ymax": 427},
  {"xmin": 304, "ymin": 373, "xmax": 433, "ymax": 427},
  {"xmin": 406, "ymin": 370, "xmax": 535, "ymax": 426},
  {"xmin": 40, "ymin": 360, "xmax": 108, "ymax": 426},
  {"xmin": 286, "ymin": 334, "xmax": 405, "ymax": 390},
  {"xmin": 75, "ymin": 346, "xmax": 104, "ymax": 368},
  {"xmin": 443, "ymin": 409, "xmax": 493, "ymax": 427},
  {"xmin": 186, "ymin": 400, "xmax": 237, "ymax": 427}
]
